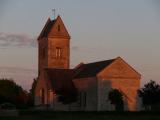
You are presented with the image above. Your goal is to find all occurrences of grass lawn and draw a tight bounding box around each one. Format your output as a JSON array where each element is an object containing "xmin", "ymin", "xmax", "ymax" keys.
[{"xmin": 0, "ymin": 110, "xmax": 160, "ymax": 120}]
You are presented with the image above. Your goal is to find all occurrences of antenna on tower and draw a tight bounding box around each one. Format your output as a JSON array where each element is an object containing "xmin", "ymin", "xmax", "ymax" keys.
[{"xmin": 52, "ymin": 9, "xmax": 56, "ymax": 19}]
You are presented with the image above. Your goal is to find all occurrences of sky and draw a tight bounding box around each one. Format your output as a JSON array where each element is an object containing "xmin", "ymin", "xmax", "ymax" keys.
[{"xmin": 0, "ymin": 0, "xmax": 160, "ymax": 90}]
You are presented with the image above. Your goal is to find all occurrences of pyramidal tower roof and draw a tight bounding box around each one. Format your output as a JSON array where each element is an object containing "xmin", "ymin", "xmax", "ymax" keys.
[{"xmin": 38, "ymin": 15, "xmax": 70, "ymax": 40}]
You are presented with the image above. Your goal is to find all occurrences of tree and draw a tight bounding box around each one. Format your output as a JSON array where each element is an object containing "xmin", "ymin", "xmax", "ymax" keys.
[
  {"xmin": 0, "ymin": 78, "xmax": 28, "ymax": 108},
  {"xmin": 28, "ymin": 78, "xmax": 37, "ymax": 106},
  {"xmin": 138, "ymin": 80, "xmax": 160, "ymax": 110},
  {"xmin": 108, "ymin": 89, "xmax": 124, "ymax": 111}
]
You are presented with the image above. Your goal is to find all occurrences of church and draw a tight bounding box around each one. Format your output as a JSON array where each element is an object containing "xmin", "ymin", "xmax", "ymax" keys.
[{"xmin": 34, "ymin": 15, "xmax": 141, "ymax": 111}]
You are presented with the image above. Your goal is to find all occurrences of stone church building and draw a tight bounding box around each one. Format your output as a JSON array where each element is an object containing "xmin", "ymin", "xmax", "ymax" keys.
[{"xmin": 35, "ymin": 15, "xmax": 141, "ymax": 111}]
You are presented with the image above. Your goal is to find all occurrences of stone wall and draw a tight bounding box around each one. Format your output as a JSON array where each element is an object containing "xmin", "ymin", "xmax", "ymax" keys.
[
  {"xmin": 47, "ymin": 38, "xmax": 69, "ymax": 69},
  {"xmin": 97, "ymin": 79, "xmax": 114, "ymax": 111},
  {"xmin": 97, "ymin": 78, "xmax": 140, "ymax": 111},
  {"xmin": 73, "ymin": 77, "xmax": 98, "ymax": 111},
  {"xmin": 97, "ymin": 57, "xmax": 141, "ymax": 111}
]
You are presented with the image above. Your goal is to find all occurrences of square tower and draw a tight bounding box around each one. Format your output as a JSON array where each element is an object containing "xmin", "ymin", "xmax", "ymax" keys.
[{"xmin": 37, "ymin": 15, "xmax": 70, "ymax": 75}]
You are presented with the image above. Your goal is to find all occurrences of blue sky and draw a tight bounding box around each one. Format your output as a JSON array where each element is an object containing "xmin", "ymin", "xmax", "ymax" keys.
[{"xmin": 0, "ymin": 0, "xmax": 160, "ymax": 89}]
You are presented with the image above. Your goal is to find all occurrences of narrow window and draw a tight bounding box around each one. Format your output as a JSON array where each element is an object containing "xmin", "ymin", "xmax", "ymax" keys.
[
  {"xmin": 83, "ymin": 92, "xmax": 87, "ymax": 107},
  {"xmin": 58, "ymin": 25, "xmax": 60, "ymax": 31},
  {"xmin": 40, "ymin": 89, "xmax": 45, "ymax": 104},
  {"xmin": 56, "ymin": 47, "xmax": 63, "ymax": 59},
  {"xmin": 55, "ymin": 47, "xmax": 59, "ymax": 58},
  {"xmin": 42, "ymin": 48, "xmax": 45, "ymax": 58},
  {"xmin": 79, "ymin": 92, "xmax": 87, "ymax": 107},
  {"xmin": 79, "ymin": 92, "xmax": 82, "ymax": 106}
]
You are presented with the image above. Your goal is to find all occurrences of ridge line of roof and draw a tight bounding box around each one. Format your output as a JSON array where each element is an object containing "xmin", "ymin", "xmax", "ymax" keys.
[{"xmin": 83, "ymin": 58, "xmax": 116, "ymax": 65}]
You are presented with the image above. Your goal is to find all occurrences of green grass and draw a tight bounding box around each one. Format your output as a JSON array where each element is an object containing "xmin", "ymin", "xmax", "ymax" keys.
[{"xmin": 1, "ymin": 110, "xmax": 160, "ymax": 120}]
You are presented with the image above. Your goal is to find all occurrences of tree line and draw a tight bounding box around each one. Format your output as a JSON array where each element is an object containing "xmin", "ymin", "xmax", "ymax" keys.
[
  {"xmin": 0, "ymin": 78, "xmax": 37, "ymax": 109},
  {"xmin": 0, "ymin": 78, "xmax": 160, "ymax": 111}
]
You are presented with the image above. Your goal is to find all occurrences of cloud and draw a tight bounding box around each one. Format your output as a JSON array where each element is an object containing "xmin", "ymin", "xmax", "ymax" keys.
[
  {"xmin": 0, "ymin": 33, "xmax": 81, "ymax": 50},
  {"xmin": 0, "ymin": 32, "xmax": 37, "ymax": 48}
]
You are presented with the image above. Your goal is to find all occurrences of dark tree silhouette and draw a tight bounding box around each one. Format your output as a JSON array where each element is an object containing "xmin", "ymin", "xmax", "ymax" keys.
[
  {"xmin": 108, "ymin": 89, "xmax": 124, "ymax": 111},
  {"xmin": 138, "ymin": 80, "xmax": 160, "ymax": 110},
  {"xmin": 0, "ymin": 78, "xmax": 28, "ymax": 108},
  {"xmin": 28, "ymin": 78, "xmax": 37, "ymax": 106}
]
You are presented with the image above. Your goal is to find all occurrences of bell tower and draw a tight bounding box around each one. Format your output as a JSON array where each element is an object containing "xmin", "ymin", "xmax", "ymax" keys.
[{"xmin": 38, "ymin": 15, "xmax": 70, "ymax": 75}]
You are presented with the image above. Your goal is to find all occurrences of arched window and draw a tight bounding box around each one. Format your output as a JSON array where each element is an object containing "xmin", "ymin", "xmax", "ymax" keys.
[{"xmin": 40, "ymin": 89, "xmax": 45, "ymax": 104}]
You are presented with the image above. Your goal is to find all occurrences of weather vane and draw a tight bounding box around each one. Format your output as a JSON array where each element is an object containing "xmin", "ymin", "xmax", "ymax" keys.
[{"xmin": 52, "ymin": 9, "xmax": 56, "ymax": 19}]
